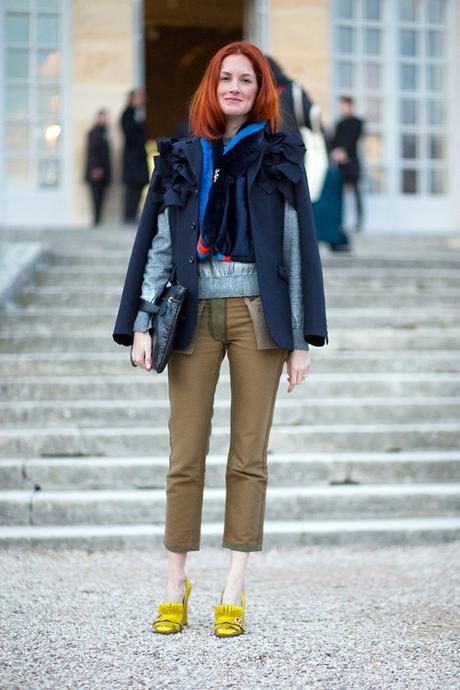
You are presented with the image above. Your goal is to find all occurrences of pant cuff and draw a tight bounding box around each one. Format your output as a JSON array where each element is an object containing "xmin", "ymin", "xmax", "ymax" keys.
[
  {"xmin": 222, "ymin": 541, "xmax": 262, "ymax": 552},
  {"xmin": 163, "ymin": 541, "xmax": 200, "ymax": 552}
]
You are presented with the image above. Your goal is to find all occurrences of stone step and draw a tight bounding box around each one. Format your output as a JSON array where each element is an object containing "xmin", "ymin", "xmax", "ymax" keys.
[
  {"xmin": 1, "ymin": 516, "xmax": 459, "ymax": 549},
  {"xmin": 1, "ymin": 451, "xmax": 459, "ymax": 491},
  {"xmin": 1, "ymin": 396, "xmax": 458, "ymax": 427},
  {"xmin": 50, "ymin": 251, "xmax": 460, "ymax": 270},
  {"xmin": 5, "ymin": 306, "xmax": 460, "ymax": 329},
  {"xmin": 320, "ymin": 235, "xmax": 460, "ymax": 253},
  {"xmin": 36, "ymin": 263, "xmax": 460, "ymax": 283},
  {"xmin": 17, "ymin": 286, "xmax": 460, "ymax": 309},
  {"xmin": 1, "ymin": 351, "xmax": 459, "ymax": 376},
  {"xmin": 1, "ymin": 232, "xmax": 458, "ymax": 551},
  {"xmin": 2, "ymin": 372, "xmax": 459, "ymax": 401},
  {"xmin": 0, "ymin": 422, "xmax": 459, "ymax": 458},
  {"xmin": 2, "ymin": 328, "xmax": 460, "ymax": 353},
  {"xmin": 2, "ymin": 483, "xmax": 459, "ymax": 526},
  {"xmin": 34, "ymin": 271, "xmax": 460, "ymax": 292}
]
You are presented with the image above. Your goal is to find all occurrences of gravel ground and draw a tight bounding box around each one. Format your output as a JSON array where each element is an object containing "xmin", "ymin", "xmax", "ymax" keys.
[{"xmin": 0, "ymin": 543, "xmax": 459, "ymax": 690}]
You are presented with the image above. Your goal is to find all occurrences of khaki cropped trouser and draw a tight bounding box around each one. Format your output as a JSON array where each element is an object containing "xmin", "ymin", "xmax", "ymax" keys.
[{"xmin": 164, "ymin": 297, "xmax": 289, "ymax": 552}]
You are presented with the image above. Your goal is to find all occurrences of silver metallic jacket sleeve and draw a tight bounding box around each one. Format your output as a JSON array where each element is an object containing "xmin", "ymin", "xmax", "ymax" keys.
[
  {"xmin": 283, "ymin": 201, "xmax": 309, "ymax": 351},
  {"xmin": 132, "ymin": 208, "xmax": 174, "ymax": 332}
]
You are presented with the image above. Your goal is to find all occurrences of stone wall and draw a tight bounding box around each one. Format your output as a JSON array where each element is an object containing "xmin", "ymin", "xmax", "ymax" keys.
[
  {"xmin": 70, "ymin": 0, "xmax": 136, "ymax": 225},
  {"xmin": 270, "ymin": 0, "xmax": 331, "ymax": 121}
]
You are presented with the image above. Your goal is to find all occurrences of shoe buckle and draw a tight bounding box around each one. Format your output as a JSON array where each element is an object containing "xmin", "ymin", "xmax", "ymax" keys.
[{"xmin": 234, "ymin": 616, "xmax": 246, "ymax": 630}]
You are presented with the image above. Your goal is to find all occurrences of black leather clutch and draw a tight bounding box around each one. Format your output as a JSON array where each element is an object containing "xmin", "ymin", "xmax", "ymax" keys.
[{"xmin": 137, "ymin": 267, "xmax": 188, "ymax": 373}]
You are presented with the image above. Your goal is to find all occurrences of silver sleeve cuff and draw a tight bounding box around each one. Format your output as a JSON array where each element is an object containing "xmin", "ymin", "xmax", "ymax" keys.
[
  {"xmin": 292, "ymin": 328, "xmax": 310, "ymax": 350},
  {"xmin": 132, "ymin": 310, "xmax": 152, "ymax": 332}
]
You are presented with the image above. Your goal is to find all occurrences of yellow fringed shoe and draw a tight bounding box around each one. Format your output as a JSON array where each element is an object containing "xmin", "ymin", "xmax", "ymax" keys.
[
  {"xmin": 214, "ymin": 588, "xmax": 247, "ymax": 637},
  {"xmin": 152, "ymin": 577, "xmax": 192, "ymax": 634}
]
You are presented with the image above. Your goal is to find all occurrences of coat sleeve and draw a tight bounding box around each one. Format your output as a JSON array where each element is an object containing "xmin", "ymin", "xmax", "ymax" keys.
[
  {"xmin": 294, "ymin": 163, "xmax": 329, "ymax": 346},
  {"xmin": 132, "ymin": 208, "xmax": 174, "ymax": 332},
  {"xmin": 112, "ymin": 167, "xmax": 163, "ymax": 346}
]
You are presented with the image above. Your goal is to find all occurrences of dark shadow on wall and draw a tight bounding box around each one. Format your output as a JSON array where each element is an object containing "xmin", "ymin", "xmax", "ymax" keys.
[{"xmin": 144, "ymin": 26, "xmax": 242, "ymax": 138}]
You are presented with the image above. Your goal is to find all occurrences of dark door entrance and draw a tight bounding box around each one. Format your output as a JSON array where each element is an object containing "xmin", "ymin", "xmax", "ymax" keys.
[{"xmin": 144, "ymin": 0, "xmax": 244, "ymax": 138}]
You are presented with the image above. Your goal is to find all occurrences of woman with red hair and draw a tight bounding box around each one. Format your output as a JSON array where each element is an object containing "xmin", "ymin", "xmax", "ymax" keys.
[{"xmin": 113, "ymin": 41, "xmax": 328, "ymax": 637}]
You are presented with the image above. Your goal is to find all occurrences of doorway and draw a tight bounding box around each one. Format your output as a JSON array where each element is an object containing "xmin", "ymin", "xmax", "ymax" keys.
[{"xmin": 144, "ymin": 0, "xmax": 245, "ymax": 139}]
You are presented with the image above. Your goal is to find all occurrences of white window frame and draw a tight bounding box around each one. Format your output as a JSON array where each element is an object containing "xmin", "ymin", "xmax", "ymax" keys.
[
  {"xmin": 330, "ymin": 0, "xmax": 458, "ymax": 233},
  {"xmin": 0, "ymin": 0, "xmax": 72, "ymax": 227}
]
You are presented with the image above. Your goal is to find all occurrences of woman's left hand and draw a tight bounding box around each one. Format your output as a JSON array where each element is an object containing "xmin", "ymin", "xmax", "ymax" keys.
[{"xmin": 286, "ymin": 350, "xmax": 311, "ymax": 393}]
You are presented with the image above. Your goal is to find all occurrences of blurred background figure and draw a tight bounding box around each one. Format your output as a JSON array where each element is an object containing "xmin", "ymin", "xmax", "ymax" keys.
[
  {"xmin": 330, "ymin": 96, "xmax": 365, "ymax": 232},
  {"xmin": 120, "ymin": 88, "xmax": 150, "ymax": 224},
  {"xmin": 84, "ymin": 109, "xmax": 112, "ymax": 227},
  {"xmin": 267, "ymin": 55, "xmax": 349, "ymax": 252},
  {"xmin": 266, "ymin": 56, "xmax": 315, "ymax": 135},
  {"xmin": 313, "ymin": 146, "xmax": 351, "ymax": 252}
]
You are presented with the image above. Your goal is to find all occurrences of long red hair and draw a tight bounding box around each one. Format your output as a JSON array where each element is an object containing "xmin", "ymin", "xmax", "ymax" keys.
[{"xmin": 188, "ymin": 41, "xmax": 280, "ymax": 140}]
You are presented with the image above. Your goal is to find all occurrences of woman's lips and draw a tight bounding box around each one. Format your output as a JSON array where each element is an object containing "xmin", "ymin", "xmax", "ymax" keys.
[{"xmin": 225, "ymin": 98, "xmax": 242, "ymax": 103}]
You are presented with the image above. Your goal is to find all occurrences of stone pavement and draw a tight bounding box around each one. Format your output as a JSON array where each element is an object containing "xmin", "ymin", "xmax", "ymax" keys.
[
  {"xmin": 0, "ymin": 542, "xmax": 459, "ymax": 689},
  {"xmin": 0, "ymin": 228, "xmax": 460, "ymax": 547}
]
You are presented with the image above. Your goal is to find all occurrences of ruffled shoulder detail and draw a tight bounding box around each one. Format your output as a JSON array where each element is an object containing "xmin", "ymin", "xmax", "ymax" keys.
[
  {"xmin": 151, "ymin": 137, "xmax": 197, "ymax": 207},
  {"xmin": 255, "ymin": 130, "xmax": 306, "ymax": 202}
]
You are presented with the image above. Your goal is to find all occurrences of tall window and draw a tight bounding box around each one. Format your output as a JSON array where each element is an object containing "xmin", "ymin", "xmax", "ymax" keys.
[
  {"xmin": 397, "ymin": 0, "xmax": 448, "ymax": 195},
  {"xmin": 332, "ymin": 0, "xmax": 450, "ymax": 199},
  {"xmin": 4, "ymin": 0, "xmax": 64, "ymax": 189}
]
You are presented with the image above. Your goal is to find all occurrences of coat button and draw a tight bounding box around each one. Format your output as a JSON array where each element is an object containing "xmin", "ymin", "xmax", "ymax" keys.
[
  {"xmin": 189, "ymin": 255, "xmax": 195, "ymax": 263},
  {"xmin": 191, "ymin": 221, "xmax": 196, "ymax": 229}
]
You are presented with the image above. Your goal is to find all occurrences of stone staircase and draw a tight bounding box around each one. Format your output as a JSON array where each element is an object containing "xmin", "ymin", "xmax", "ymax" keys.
[{"xmin": 1, "ymin": 229, "xmax": 460, "ymax": 549}]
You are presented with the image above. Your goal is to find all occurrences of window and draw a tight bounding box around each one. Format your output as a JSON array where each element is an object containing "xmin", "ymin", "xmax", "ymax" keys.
[
  {"xmin": 332, "ymin": 0, "xmax": 386, "ymax": 195},
  {"xmin": 332, "ymin": 0, "xmax": 450, "ymax": 198},
  {"xmin": 3, "ymin": 0, "xmax": 64, "ymax": 189}
]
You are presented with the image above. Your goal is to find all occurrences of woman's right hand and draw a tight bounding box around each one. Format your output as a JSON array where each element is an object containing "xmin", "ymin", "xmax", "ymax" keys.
[{"xmin": 131, "ymin": 330, "xmax": 153, "ymax": 371}]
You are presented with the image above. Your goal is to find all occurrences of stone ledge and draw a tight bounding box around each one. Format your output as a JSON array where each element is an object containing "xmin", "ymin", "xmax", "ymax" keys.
[{"xmin": 0, "ymin": 242, "xmax": 48, "ymax": 306}]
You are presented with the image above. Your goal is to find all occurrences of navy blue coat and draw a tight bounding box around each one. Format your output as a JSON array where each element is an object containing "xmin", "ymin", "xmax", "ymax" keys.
[{"xmin": 112, "ymin": 126, "xmax": 328, "ymax": 350}]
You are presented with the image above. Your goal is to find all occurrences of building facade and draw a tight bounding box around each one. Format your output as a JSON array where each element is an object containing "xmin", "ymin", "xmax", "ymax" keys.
[{"xmin": 1, "ymin": 0, "xmax": 458, "ymax": 232}]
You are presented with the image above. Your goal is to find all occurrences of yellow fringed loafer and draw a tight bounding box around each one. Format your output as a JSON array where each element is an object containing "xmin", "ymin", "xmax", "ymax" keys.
[
  {"xmin": 152, "ymin": 576, "xmax": 192, "ymax": 634},
  {"xmin": 214, "ymin": 588, "xmax": 247, "ymax": 637}
]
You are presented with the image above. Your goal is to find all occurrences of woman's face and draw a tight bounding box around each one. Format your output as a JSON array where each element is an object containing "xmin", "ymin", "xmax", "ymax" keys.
[{"xmin": 216, "ymin": 54, "xmax": 258, "ymax": 121}]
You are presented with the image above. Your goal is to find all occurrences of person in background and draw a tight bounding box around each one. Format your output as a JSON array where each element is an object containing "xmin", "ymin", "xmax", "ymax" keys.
[
  {"xmin": 266, "ymin": 56, "xmax": 314, "ymax": 134},
  {"xmin": 267, "ymin": 56, "xmax": 350, "ymax": 252},
  {"xmin": 84, "ymin": 109, "xmax": 112, "ymax": 226},
  {"xmin": 330, "ymin": 95, "xmax": 365, "ymax": 231},
  {"xmin": 312, "ymin": 144, "xmax": 351, "ymax": 252},
  {"xmin": 120, "ymin": 88, "xmax": 150, "ymax": 224}
]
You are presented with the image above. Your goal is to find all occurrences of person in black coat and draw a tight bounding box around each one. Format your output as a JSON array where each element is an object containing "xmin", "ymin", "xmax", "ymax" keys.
[
  {"xmin": 330, "ymin": 96, "xmax": 365, "ymax": 231},
  {"xmin": 267, "ymin": 57, "xmax": 350, "ymax": 252},
  {"xmin": 266, "ymin": 56, "xmax": 314, "ymax": 134},
  {"xmin": 84, "ymin": 109, "xmax": 112, "ymax": 226},
  {"xmin": 120, "ymin": 88, "xmax": 150, "ymax": 223}
]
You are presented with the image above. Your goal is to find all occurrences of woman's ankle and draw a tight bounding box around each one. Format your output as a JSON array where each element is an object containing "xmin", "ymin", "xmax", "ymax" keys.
[
  {"xmin": 222, "ymin": 577, "xmax": 245, "ymax": 605},
  {"xmin": 164, "ymin": 574, "xmax": 187, "ymax": 602}
]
